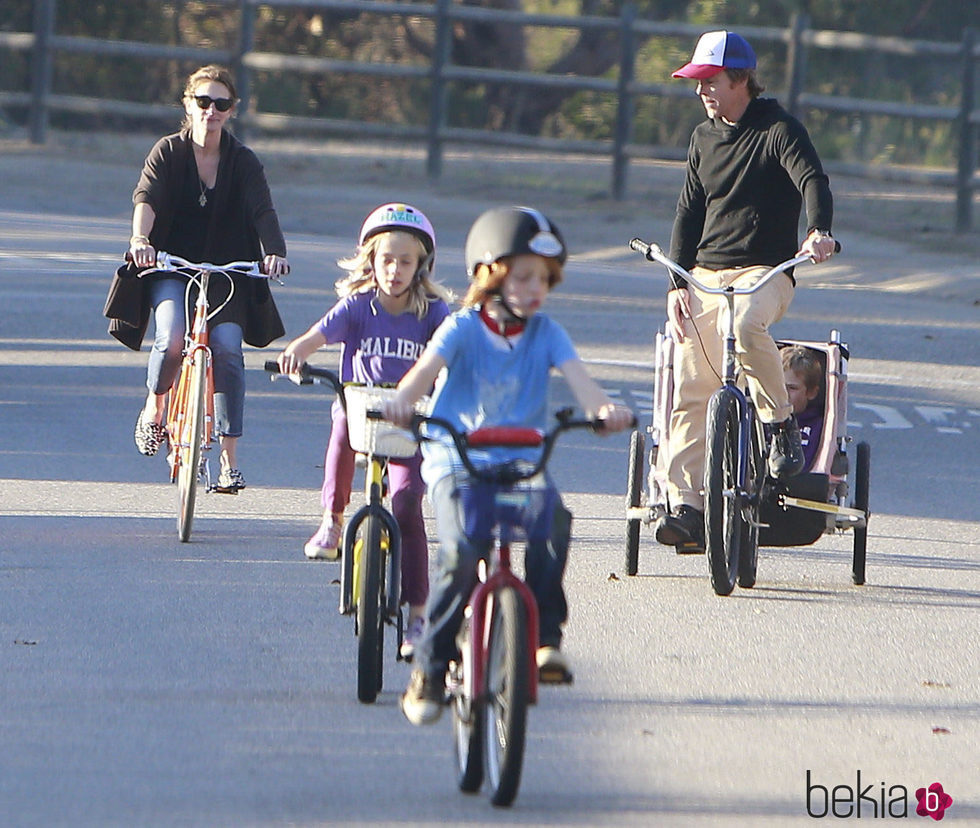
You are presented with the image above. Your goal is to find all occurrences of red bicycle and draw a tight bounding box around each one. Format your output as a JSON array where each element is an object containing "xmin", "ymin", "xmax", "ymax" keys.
[{"xmin": 382, "ymin": 407, "xmax": 608, "ymax": 807}]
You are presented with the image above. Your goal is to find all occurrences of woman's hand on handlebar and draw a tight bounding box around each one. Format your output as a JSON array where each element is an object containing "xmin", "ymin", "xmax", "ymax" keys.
[
  {"xmin": 595, "ymin": 403, "xmax": 635, "ymax": 434},
  {"xmin": 129, "ymin": 236, "xmax": 155, "ymax": 269},
  {"xmin": 263, "ymin": 254, "xmax": 289, "ymax": 279},
  {"xmin": 666, "ymin": 287, "xmax": 693, "ymax": 343}
]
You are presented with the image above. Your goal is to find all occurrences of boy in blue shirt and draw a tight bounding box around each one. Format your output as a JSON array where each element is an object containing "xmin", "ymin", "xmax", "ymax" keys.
[{"xmin": 382, "ymin": 206, "xmax": 634, "ymax": 725}]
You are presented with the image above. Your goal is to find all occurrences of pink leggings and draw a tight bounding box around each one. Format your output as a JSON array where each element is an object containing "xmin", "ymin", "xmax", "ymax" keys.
[{"xmin": 322, "ymin": 403, "xmax": 429, "ymax": 607}]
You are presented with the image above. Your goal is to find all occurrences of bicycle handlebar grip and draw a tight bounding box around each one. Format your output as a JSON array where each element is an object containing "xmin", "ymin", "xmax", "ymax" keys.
[{"xmin": 263, "ymin": 360, "xmax": 281, "ymax": 373}]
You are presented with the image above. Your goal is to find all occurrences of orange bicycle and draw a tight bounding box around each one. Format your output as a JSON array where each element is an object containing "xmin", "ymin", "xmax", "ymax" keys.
[{"xmin": 135, "ymin": 252, "xmax": 279, "ymax": 541}]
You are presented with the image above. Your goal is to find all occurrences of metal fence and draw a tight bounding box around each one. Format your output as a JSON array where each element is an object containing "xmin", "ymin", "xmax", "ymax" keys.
[{"xmin": 2, "ymin": 0, "xmax": 978, "ymax": 230}]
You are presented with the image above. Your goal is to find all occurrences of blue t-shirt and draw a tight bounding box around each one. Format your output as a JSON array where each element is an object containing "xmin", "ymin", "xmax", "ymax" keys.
[
  {"xmin": 316, "ymin": 290, "xmax": 449, "ymax": 384},
  {"xmin": 420, "ymin": 308, "xmax": 578, "ymax": 487}
]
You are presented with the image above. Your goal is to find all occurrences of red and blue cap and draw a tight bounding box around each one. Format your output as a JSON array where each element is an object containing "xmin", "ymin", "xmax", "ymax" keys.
[{"xmin": 671, "ymin": 31, "xmax": 757, "ymax": 80}]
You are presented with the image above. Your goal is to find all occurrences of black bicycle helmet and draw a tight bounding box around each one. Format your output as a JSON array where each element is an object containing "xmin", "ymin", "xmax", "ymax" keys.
[{"xmin": 464, "ymin": 206, "xmax": 567, "ymax": 278}]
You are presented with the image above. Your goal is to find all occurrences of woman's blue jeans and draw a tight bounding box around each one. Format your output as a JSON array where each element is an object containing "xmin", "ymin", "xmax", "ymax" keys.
[{"xmin": 146, "ymin": 277, "xmax": 245, "ymax": 437}]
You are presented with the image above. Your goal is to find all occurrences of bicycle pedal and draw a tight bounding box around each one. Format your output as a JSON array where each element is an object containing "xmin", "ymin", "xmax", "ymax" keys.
[
  {"xmin": 674, "ymin": 540, "xmax": 703, "ymax": 555},
  {"xmin": 538, "ymin": 666, "xmax": 574, "ymax": 685}
]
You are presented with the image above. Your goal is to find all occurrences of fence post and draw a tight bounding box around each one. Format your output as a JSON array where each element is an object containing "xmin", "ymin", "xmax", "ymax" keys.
[
  {"xmin": 785, "ymin": 12, "xmax": 808, "ymax": 119},
  {"xmin": 29, "ymin": 0, "xmax": 57, "ymax": 144},
  {"xmin": 955, "ymin": 27, "xmax": 977, "ymax": 233},
  {"xmin": 612, "ymin": 3, "xmax": 636, "ymax": 201},
  {"xmin": 235, "ymin": 0, "xmax": 255, "ymax": 143},
  {"xmin": 427, "ymin": 0, "xmax": 451, "ymax": 180}
]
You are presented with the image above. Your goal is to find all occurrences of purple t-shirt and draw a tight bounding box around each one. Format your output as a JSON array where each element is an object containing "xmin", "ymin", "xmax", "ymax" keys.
[
  {"xmin": 316, "ymin": 290, "xmax": 450, "ymax": 384},
  {"xmin": 797, "ymin": 402, "xmax": 824, "ymax": 472}
]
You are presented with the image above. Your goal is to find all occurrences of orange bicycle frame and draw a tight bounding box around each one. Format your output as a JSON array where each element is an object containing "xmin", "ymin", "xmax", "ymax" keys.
[{"xmin": 166, "ymin": 273, "xmax": 214, "ymax": 481}]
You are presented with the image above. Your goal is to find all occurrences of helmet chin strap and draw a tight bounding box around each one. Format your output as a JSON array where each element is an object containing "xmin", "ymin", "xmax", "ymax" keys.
[{"xmin": 493, "ymin": 291, "xmax": 527, "ymax": 322}]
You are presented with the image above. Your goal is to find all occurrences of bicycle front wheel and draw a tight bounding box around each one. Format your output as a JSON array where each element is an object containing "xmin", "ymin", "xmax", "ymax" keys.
[
  {"xmin": 177, "ymin": 349, "xmax": 207, "ymax": 543},
  {"xmin": 704, "ymin": 388, "xmax": 742, "ymax": 596},
  {"xmin": 356, "ymin": 515, "xmax": 385, "ymax": 703},
  {"xmin": 737, "ymin": 408, "xmax": 764, "ymax": 589},
  {"xmin": 482, "ymin": 587, "xmax": 529, "ymax": 808}
]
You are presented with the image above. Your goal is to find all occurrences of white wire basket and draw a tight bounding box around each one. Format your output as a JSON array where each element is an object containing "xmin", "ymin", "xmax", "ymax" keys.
[{"xmin": 344, "ymin": 385, "xmax": 427, "ymax": 458}]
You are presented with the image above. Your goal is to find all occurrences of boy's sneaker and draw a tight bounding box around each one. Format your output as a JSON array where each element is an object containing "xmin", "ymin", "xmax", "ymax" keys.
[
  {"xmin": 400, "ymin": 616, "xmax": 425, "ymax": 661},
  {"xmin": 768, "ymin": 416, "xmax": 805, "ymax": 478},
  {"xmin": 536, "ymin": 646, "xmax": 574, "ymax": 685},
  {"xmin": 654, "ymin": 505, "xmax": 705, "ymax": 553},
  {"xmin": 304, "ymin": 518, "xmax": 343, "ymax": 560},
  {"xmin": 400, "ymin": 668, "xmax": 444, "ymax": 725},
  {"xmin": 214, "ymin": 467, "xmax": 246, "ymax": 493}
]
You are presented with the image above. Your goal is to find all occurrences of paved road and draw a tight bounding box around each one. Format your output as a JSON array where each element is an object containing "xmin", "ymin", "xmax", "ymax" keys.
[{"xmin": 1, "ymin": 202, "xmax": 978, "ymax": 827}]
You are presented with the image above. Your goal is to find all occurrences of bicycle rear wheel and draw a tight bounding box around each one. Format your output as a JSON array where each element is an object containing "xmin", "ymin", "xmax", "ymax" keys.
[
  {"xmin": 452, "ymin": 617, "xmax": 484, "ymax": 793},
  {"xmin": 704, "ymin": 388, "xmax": 742, "ymax": 596},
  {"xmin": 356, "ymin": 515, "xmax": 385, "ymax": 703},
  {"xmin": 177, "ymin": 349, "xmax": 207, "ymax": 543},
  {"xmin": 482, "ymin": 587, "xmax": 529, "ymax": 807},
  {"xmin": 625, "ymin": 429, "xmax": 645, "ymax": 576},
  {"xmin": 851, "ymin": 441, "xmax": 871, "ymax": 585}
]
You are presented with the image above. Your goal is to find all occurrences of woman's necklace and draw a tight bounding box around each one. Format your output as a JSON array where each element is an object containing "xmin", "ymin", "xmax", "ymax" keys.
[{"xmin": 194, "ymin": 143, "xmax": 216, "ymax": 207}]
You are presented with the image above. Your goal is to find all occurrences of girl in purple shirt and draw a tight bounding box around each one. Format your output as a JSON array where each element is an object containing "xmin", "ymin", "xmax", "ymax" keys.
[{"xmin": 278, "ymin": 204, "xmax": 452, "ymax": 657}]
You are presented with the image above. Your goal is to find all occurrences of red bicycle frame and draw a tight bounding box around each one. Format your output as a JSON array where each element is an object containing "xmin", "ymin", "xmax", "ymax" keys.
[{"xmin": 466, "ymin": 539, "xmax": 541, "ymax": 705}]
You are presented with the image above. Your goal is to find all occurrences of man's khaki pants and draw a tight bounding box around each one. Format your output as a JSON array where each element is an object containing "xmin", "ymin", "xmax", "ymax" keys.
[{"xmin": 666, "ymin": 266, "xmax": 795, "ymax": 511}]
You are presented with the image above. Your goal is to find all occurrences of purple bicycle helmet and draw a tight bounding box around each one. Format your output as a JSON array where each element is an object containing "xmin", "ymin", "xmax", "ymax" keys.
[
  {"xmin": 358, "ymin": 203, "xmax": 436, "ymax": 280},
  {"xmin": 359, "ymin": 203, "xmax": 435, "ymax": 253}
]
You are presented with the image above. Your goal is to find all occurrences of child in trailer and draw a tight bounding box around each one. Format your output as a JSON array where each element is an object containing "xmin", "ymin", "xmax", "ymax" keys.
[
  {"xmin": 381, "ymin": 206, "xmax": 634, "ymax": 726},
  {"xmin": 781, "ymin": 344, "xmax": 825, "ymax": 473},
  {"xmin": 277, "ymin": 203, "xmax": 452, "ymax": 658}
]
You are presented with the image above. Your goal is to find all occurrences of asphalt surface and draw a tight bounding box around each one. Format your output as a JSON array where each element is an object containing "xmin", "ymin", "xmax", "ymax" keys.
[{"xmin": 1, "ymin": 133, "xmax": 978, "ymax": 826}]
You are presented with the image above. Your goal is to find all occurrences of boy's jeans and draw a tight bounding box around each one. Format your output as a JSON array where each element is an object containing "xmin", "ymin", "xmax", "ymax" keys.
[{"xmin": 414, "ymin": 472, "xmax": 572, "ymax": 680}]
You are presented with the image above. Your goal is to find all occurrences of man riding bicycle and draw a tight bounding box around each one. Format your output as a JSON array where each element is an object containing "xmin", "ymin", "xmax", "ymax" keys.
[{"xmin": 656, "ymin": 30, "xmax": 838, "ymax": 554}]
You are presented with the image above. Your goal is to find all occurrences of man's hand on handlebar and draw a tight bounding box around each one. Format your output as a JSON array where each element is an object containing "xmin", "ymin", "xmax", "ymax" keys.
[
  {"xmin": 666, "ymin": 288, "xmax": 693, "ymax": 343},
  {"xmin": 798, "ymin": 229, "xmax": 836, "ymax": 263}
]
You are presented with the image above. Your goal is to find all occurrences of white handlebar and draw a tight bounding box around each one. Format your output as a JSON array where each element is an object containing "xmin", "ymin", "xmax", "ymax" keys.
[
  {"xmin": 629, "ymin": 238, "xmax": 813, "ymax": 296},
  {"xmin": 152, "ymin": 252, "xmax": 266, "ymax": 278}
]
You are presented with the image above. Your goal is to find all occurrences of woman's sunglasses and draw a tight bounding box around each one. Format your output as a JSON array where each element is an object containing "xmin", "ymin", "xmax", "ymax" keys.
[{"xmin": 193, "ymin": 95, "xmax": 235, "ymax": 112}]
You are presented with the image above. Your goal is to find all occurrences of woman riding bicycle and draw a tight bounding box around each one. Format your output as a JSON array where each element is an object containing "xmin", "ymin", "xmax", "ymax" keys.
[
  {"xmin": 105, "ymin": 64, "xmax": 289, "ymax": 492},
  {"xmin": 382, "ymin": 206, "xmax": 634, "ymax": 726}
]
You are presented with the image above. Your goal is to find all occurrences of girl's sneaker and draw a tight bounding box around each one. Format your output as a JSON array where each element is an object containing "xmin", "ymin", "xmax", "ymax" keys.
[
  {"xmin": 304, "ymin": 518, "xmax": 343, "ymax": 560},
  {"xmin": 400, "ymin": 616, "xmax": 425, "ymax": 661}
]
